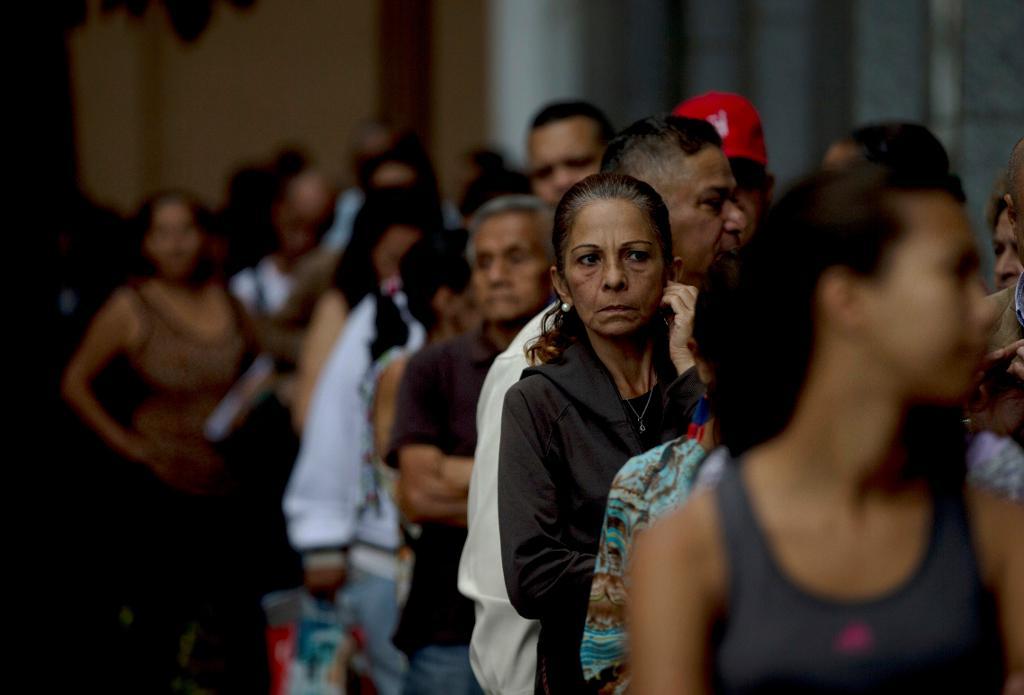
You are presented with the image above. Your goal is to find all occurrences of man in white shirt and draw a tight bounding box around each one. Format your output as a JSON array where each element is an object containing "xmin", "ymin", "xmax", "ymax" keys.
[{"xmin": 457, "ymin": 101, "xmax": 610, "ymax": 694}]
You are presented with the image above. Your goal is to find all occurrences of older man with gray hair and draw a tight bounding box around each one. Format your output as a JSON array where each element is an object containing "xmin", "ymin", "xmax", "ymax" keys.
[{"xmin": 387, "ymin": 195, "xmax": 553, "ymax": 694}]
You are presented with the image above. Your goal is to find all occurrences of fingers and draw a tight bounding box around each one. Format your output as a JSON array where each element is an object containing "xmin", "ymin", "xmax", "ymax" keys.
[
  {"xmin": 662, "ymin": 283, "xmax": 698, "ymax": 316},
  {"xmin": 1009, "ymin": 354, "xmax": 1024, "ymax": 382},
  {"xmin": 984, "ymin": 339, "xmax": 1024, "ymax": 368}
]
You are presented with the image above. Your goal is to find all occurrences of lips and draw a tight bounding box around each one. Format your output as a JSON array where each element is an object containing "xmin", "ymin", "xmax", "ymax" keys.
[{"xmin": 598, "ymin": 305, "xmax": 636, "ymax": 313}]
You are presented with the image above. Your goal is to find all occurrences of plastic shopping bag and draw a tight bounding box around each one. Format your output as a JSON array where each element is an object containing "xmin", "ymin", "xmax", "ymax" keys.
[{"xmin": 263, "ymin": 588, "xmax": 354, "ymax": 695}]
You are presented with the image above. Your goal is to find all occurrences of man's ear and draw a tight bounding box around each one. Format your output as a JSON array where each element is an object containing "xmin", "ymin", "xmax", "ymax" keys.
[
  {"xmin": 671, "ymin": 256, "xmax": 685, "ymax": 283},
  {"xmin": 550, "ymin": 265, "xmax": 570, "ymax": 307}
]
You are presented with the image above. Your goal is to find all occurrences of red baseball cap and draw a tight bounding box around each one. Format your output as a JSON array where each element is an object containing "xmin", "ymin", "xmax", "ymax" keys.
[{"xmin": 672, "ymin": 92, "xmax": 768, "ymax": 166}]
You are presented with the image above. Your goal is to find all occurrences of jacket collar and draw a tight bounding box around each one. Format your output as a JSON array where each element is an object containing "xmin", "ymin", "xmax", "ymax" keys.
[{"xmin": 522, "ymin": 336, "xmax": 678, "ymax": 454}]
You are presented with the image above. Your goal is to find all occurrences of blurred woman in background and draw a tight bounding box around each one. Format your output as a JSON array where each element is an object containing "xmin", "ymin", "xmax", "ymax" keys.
[
  {"xmin": 62, "ymin": 191, "xmax": 264, "ymax": 691},
  {"xmin": 283, "ymin": 187, "xmax": 455, "ymax": 695}
]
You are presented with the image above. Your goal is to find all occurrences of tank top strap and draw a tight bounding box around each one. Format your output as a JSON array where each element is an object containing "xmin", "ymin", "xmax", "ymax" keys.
[
  {"xmin": 122, "ymin": 283, "xmax": 156, "ymax": 354},
  {"xmin": 128, "ymin": 281, "xmax": 250, "ymax": 349},
  {"xmin": 713, "ymin": 462, "xmax": 1004, "ymax": 692},
  {"xmin": 714, "ymin": 457, "xmax": 780, "ymax": 605},
  {"xmin": 927, "ymin": 486, "xmax": 983, "ymax": 590}
]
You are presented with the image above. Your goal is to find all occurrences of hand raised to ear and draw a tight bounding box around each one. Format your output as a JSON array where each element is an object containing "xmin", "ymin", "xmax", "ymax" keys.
[
  {"xmin": 981, "ymin": 339, "xmax": 1024, "ymax": 384},
  {"xmin": 662, "ymin": 282, "xmax": 699, "ymax": 375}
]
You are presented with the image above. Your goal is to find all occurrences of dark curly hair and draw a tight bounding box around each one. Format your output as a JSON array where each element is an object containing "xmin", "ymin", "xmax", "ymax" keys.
[{"xmin": 132, "ymin": 190, "xmax": 215, "ymax": 284}]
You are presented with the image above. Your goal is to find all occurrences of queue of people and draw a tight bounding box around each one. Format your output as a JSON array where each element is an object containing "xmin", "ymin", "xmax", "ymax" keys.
[{"xmin": 59, "ymin": 95, "xmax": 1022, "ymax": 694}]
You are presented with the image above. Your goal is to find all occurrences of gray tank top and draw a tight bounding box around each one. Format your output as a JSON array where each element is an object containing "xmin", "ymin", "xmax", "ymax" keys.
[{"xmin": 713, "ymin": 459, "xmax": 1003, "ymax": 694}]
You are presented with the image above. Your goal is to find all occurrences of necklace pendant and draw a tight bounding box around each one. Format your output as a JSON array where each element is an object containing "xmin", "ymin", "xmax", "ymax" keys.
[{"xmin": 639, "ymin": 422, "xmax": 646, "ymax": 433}]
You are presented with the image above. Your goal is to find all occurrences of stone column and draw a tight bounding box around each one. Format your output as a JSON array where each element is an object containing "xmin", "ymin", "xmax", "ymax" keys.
[
  {"xmin": 959, "ymin": 0, "xmax": 1024, "ymax": 279},
  {"xmin": 486, "ymin": 0, "xmax": 588, "ymax": 167}
]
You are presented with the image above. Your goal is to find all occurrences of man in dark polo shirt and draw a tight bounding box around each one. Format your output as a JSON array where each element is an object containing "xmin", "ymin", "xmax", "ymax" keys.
[{"xmin": 387, "ymin": 194, "xmax": 553, "ymax": 694}]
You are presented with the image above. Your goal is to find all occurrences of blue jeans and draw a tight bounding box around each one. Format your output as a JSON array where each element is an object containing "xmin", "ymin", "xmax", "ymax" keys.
[
  {"xmin": 336, "ymin": 569, "xmax": 407, "ymax": 695},
  {"xmin": 403, "ymin": 644, "xmax": 483, "ymax": 695}
]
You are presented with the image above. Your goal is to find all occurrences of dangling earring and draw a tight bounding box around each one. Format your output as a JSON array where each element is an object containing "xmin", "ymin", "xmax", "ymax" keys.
[{"xmin": 560, "ymin": 302, "xmax": 571, "ymax": 313}]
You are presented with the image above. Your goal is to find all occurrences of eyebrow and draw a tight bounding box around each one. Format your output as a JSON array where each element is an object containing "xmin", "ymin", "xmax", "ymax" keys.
[
  {"xmin": 570, "ymin": 240, "xmax": 654, "ymax": 252},
  {"xmin": 700, "ymin": 186, "xmax": 731, "ymax": 197}
]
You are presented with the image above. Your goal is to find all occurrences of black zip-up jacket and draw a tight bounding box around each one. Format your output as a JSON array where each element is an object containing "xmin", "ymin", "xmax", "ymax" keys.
[{"xmin": 498, "ymin": 339, "xmax": 704, "ymax": 693}]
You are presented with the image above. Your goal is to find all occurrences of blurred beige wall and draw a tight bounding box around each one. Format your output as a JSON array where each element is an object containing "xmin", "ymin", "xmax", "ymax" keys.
[
  {"xmin": 432, "ymin": 0, "xmax": 488, "ymax": 207},
  {"xmin": 68, "ymin": 0, "xmax": 378, "ymax": 214},
  {"xmin": 68, "ymin": 0, "xmax": 489, "ymax": 218}
]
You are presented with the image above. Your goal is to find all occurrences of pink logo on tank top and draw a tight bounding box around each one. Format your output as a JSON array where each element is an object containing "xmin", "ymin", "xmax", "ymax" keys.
[{"xmin": 833, "ymin": 620, "xmax": 875, "ymax": 655}]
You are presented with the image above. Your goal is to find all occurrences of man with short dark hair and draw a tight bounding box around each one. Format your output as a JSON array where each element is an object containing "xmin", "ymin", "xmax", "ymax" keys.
[
  {"xmin": 674, "ymin": 91, "xmax": 774, "ymax": 248},
  {"xmin": 601, "ymin": 114, "xmax": 747, "ymax": 287},
  {"xmin": 458, "ymin": 104, "xmax": 611, "ymax": 694},
  {"xmin": 527, "ymin": 100, "xmax": 614, "ymax": 207},
  {"xmin": 389, "ymin": 195, "xmax": 553, "ymax": 694}
]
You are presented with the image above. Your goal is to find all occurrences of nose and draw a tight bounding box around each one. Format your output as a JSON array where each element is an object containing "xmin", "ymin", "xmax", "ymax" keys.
[
  {"xmin": 995, "ymin": 250, "xmax": 1023, "ymax": 282},
  {"xmin": 602, "ymin": 257, "xmax": 626, "ymax": 290},
  {"xmin": 553, "ymin": 166, "xmax": 578, "ymax": 198},
  {"xmin": 486, "ymin": 257, "xmax": 510, "ymax": 285},
  {"xmin": 723, "ymin": 199, "xmax": 747, "ymax": 234}
]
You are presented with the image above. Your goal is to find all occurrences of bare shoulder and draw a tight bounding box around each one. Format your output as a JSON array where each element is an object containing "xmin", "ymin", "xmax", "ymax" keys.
[
  {"xmin": 966, "ymin": 486, "xmax": 1024, "ymax": 537},
  {"xmin": 647, "ymin": 489, "xmax": 721, "ymax": 551},
  {"xmin": 376, "ymin": 356, "xmax": 407, "ymax": 405},
  {"xmin": 629, "ymin": 485, "xmax": 727, "ymax": 693},
  {"xmin": 94, "ymin": 286, "xmax": 144, "ymax": 348},
  {"xmin": 965, "ymin": 486, "xmax": 1024, "ymax": 585},
  {"xmin": 633, "ymin": 487, "xmax": 725, "ymax": 588},
  {"xmin": 378, "ymin": 355, "xmax": 409, "ymax": 393},
  {"xmin": 311, "ymin": 288, "xmax": 349, "ymax": 327},
  {"xmin": 104, "ymin": 285, "xmax": 141, "ymax": 315}
]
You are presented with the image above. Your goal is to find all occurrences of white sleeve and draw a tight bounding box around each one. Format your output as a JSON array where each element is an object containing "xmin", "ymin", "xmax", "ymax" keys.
[
  {"xmin": 282, "ymin": 300, "xmax": 373, "ymax": 551},
  {"xmin": 459, "ymin": 308, "xmax": 548, "ymax": 694},
  {"xmin": 228, "ymin": 269, "xmax": 258, "ymax": 314}
]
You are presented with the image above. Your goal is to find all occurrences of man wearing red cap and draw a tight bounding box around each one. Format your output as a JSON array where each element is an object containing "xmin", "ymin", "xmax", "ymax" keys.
[{"xmin": 674, "ymin": 92, "xmax": 774, "ymax": 248}]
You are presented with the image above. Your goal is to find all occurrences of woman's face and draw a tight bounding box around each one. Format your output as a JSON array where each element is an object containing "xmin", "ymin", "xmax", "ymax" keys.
[
  {"xmin": 553, "ymin": 198, "xmax": 669, "ymax": 342},
  {"xmin": 993, "ymin": 207, "xmax": 1022, "ymax": 291},
  {"xmin": 855, "ymin": 192, "xmax": 994, "ymax": 403},
  {"xmin": 371, "ymin": 224, "xmax": 423, "ymax": 282},
  {"xmin": 142, "ymin": 199, "xmax": 203, "ymax": 282},
  {"xmin": 370, "ymin": 161, "xmax": 418, "ymax": 190}
]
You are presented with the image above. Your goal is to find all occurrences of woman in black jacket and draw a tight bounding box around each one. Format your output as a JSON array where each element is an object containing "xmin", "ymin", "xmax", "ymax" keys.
[{"xmin": 498, "ymin": 173, "xmax": 704, "ymax": 693}]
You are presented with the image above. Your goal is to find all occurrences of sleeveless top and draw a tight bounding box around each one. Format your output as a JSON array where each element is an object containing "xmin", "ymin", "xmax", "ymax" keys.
[
  {"xmin": 124, "ymin": 284, "xmax": 251, "ymax": 496},
  {"xmin": 713, "ymin": 459, "xmax": 1004, "ymax": 694}
]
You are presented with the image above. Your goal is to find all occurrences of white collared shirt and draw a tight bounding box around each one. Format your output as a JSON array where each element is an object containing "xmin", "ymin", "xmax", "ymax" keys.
[{"xmin": 458, "ymin": 306, "xmax": 550, "ymax": 694}]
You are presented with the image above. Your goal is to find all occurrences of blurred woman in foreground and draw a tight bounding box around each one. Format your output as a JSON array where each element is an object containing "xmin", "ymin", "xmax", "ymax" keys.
[{"xmin": 630, "ymin": 164, "xmax": 1022, "ymax": 693}]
